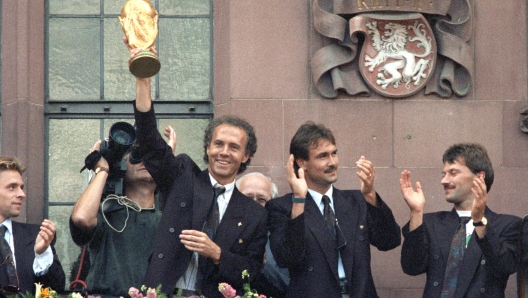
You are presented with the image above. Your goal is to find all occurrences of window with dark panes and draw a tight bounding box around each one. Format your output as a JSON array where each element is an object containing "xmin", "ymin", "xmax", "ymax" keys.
[{"xmin": 46, "ymin": 0, "xmax": 212, "ymax": 290}]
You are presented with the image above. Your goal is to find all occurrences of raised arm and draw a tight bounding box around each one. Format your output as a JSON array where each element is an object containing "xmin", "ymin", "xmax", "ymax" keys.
[
  {"xmin": 288, "ymin": 154, "xmax": 307, "ymax": 219},
  {"xmin": 400, "ymin": 170, "xmax": 425, "ymax": 231},
  {"xmin": 356, "ymin": 155, "xmax": 378, "ymax": 207},
  {"xmin": 71, "ymin": 140, "xmax": 109, "ymax": 231},
  {"xmin": 124, "ymin": 37, "xmax": 156, "ymax": 112}
]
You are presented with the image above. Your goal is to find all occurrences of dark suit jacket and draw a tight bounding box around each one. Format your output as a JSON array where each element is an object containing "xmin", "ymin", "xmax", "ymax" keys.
[
  {"xmin": 135, "ymin": 104, "xmax": 268, "ymax": 298},
  {"xmin": 401, "ymin": 207, "xmax": 521, "ymax": 298},
  {"xmin": 266, "ymin": 189, "xmax": 401, "ymax": 298},
  {"xmin": 11, "ymin": 221, "xmax": 65, "ymax": 294}
]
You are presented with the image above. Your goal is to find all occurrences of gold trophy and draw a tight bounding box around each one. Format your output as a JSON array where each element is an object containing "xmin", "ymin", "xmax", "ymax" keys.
[{"xmin": 119, "ymin": 0, "xmax": 160, "ymax": 78}]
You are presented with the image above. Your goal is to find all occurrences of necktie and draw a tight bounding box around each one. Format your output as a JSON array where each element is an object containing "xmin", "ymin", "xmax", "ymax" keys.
[
  {"xmin": 0, "ymin": 225, "xmax": 17, "ymax": 288},
  {"xmin": 322, "ymin": 195, "xmax": 336, "ymax": 238},
  {"xmin": 440, "ymin": 216, "xmax": 470, "ymax": 298},
  {"xmin": 204, "ymin": 184, "xmax": 226, "ymax": 240},
  {"xmin": 197, "ymin": 185, "xmax": 226, "ymax": 294}
]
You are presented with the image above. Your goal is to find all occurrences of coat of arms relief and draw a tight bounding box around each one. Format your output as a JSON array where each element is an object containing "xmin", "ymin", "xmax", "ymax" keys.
[{"xmin": 311, "ymin": 0, "xmax": 473, "ymax": 98}]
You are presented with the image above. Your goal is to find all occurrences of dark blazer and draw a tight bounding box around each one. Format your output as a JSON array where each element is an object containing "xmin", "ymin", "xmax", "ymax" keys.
[
  {"xmin": 11, "ymin": 221, "xmax": 65, "ymax": 294},
  {"xmin": 266, "ymin": 189, "xmax": 401, "ymax": 298},
  {"xmin": 135, "ymin": 104, "xmax": 268, "ymax": 298},
  {"xmin": 401, "ymin": 207, "xmax": 521, "ymax": 298}
]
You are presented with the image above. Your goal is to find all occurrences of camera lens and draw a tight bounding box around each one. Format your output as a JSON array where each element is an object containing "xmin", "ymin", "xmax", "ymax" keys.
[
  {"xmin": 129, "ymin": 146, "xmax": 143, "ymax": 164},
  {"xmin": 109, "ymin": 123, "xmax": 136, "ymax": 146},
  {"xmin": 112, "ymin": 129, "xmax": 134, "ymax": 145},
  {"xmin": 101, "ymin": 122, "xmax": 137, "ymax": 166}
]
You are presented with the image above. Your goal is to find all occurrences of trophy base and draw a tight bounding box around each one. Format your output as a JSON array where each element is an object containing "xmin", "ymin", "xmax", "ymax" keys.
[{"xmin": 129, "ymin": 50, "xmax": 161, "ymax": 78}]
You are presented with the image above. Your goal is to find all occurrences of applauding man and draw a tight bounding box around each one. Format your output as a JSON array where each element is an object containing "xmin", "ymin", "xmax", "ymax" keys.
[
  {"xmin": 267, "ymin": 121, "xmax": 401, "ymax": 297},
  {"xmin": 400, "ymin": 143, "xmax": 521, "ymax": 297}
]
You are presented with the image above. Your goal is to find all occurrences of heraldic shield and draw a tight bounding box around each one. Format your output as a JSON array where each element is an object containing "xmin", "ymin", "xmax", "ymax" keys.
[{"xmin": 350, "ymin": 13, "xmax": 437, "ymax": 98}]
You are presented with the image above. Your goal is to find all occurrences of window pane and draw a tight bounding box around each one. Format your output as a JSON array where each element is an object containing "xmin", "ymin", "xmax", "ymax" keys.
[
  {"xmin": 49, "ymin": 19, "xmax": 101, "ymax": 101},
  {"xmin": 104, "ymin": 1, "xmax": 124, "ymax": 15},
  {"xmin": 49, "ymin": 0, "xmax": 100, "ymax": 15},
  {"xmin": 158, "ymin": 118, "xmax": 208, "ymax": 169},
  {"xmin": 48, "ymin": 119, "xmax": 100, "ymax": 203},
  {"xmin": 104, "ymin": 18, "xmax": 138, "ymax": 101},
  {"xmin": 103, "ymin": 18, "xmax": 158, "ymax": 101},
  {"xmin": 159, "ymin": 18, "xmax": 211, "ymax": 101},
  {"xmin": 48, "ymin": 118, "xmax": 210, "ymax": 202},
  {"xmin": 49, "ymin": 205, "xmax": 79, "ymax": 292},
  {"xmin": 160, "ymin": 0, "xmax": 210, "ymax": 15}
]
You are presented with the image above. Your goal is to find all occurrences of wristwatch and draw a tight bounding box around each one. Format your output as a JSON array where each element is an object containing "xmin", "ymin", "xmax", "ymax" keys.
[
  {"xmin": 94, "ymin": 166, "xmax": 109, "ymax": 175},
  {"xmin": 473, "ymin": 217, "xmax": 488, "ymax": 227}
]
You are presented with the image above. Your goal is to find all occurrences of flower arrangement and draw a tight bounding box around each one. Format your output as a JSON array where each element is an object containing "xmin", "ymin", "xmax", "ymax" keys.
[
  {"xmin": 218, "ymin": 270, "xmax": 267, "ymax": 298},
  {"xmin": 5, "ymin": 283, "xmax": 96, "ymax": 298},
  {"xmin": 129, "ymin": 285, "xmax": 168, "ymax": 298},
  {"xmin": 34, "ymin": 283, "xmax": 58, "ymax": 298},
  {"xmin": 129, "ymin": 285, "xmax": 204, "ymax": 298}
]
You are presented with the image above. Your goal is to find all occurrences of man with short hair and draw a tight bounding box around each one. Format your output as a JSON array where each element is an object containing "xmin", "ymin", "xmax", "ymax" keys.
[
  {"xmin": 267, "ymin": 121, "xmax": 401, "ymax": 297},
  {"xmin": 129, "ymin": 45, "xmax": 268, "ymax": 297},
  {"xmin": 236, "ymin": 172, "xmax": 289, "ymax": 297},
  {"xmin": 237, "ymin": 172, "xmax": 279, "ymax": 205},
  {"xmin": 400, "ymin": 143, "xmax": 521, "ymax": 297},
  {"xmin": 0, "ymin": 156, "xmax": 65, "ymax": 295},
  {"xmin": 70, "ymin": 126, "xmax": 175, "ymax": 297}
]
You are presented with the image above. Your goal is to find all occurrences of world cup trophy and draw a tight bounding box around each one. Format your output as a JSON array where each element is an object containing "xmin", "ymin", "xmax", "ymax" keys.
[{"xmin": 119, "ymin": 0, "xmax": 160, "ymax": 78}]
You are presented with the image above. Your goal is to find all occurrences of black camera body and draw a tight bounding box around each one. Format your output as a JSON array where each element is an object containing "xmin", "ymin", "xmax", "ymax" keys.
[
  {"xmin": 100, "ymin": 122, "xmax": 137, "ymax": 197},
  {"xmin": 81, "ymin": 122, "xmax": 138, "ymax": 197}
]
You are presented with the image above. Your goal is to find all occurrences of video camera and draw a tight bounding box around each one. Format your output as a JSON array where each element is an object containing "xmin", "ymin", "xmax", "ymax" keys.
[{"xmin": 81, "ymin": 121, "xmax": 144, "ymax": 197}]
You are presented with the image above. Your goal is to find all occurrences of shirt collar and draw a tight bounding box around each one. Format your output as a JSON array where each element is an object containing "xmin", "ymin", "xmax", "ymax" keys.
[
  {"xmin": 1, "ymin": 218, "xmax": 13, "ymax": 234},
  {"xmin": 308, "ymin": 186, "xmax": 334, "ymax": 206},
  {"xmin": 209, "ymin": 174, "xmax": 235, "ymax": 193},
  {"xmin": 456, "ymin": 210, "xmax": 471, "ymax": 218}
]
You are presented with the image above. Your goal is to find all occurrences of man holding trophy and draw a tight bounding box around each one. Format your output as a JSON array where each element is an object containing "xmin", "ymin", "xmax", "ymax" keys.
[{"xmin": 121, "ymin": 1, "xmax": 269, "ymax": 298}]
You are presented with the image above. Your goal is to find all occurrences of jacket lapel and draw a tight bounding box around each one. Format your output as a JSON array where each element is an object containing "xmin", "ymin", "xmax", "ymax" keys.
[
  {"xmin": 333, "ymin": 189, "xmax": 358, "ymax": 279},
  {"xmin": 436, "ymin": 209, "xmax": 461, "ymax": 264},
  {"xmin": 11, "ymin": 222, "xmax": 33, "ymax": 270},
  {"xmin": 455, "ymin": 207, "xmax": 495, "ymax": 298},
  {"xmin": 305, "ymin": 193, "xmax": 340, "ymax": 281},
  {"xmin": 214, "ymin": 188, "xmax": 247, "ymax": 248},
  {"xmin": 192, "ymin": 170, "xmax": 214, "ymax": 231}
]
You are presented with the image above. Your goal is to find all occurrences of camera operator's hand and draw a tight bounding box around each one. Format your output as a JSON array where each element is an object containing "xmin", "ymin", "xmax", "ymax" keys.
[
  {"xmin": 90, "ymin": 140, "xmax": 110, "ymax": 170},
  {"xmin": 164, "ymin": 125, "xmax": 177, "ymax": 155},
  {"xmin": 72, "ymin": 140, "xmax": 112, "ymax": 231}
]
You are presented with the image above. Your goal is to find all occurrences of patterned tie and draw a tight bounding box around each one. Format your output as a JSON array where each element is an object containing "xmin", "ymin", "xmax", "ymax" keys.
[
  {"xmin": 322, "ymin": 195, "xmax": 336, "ymax": 238},
  {"xmin": 204, "ymin": 185, "xmax": 226, "ymax": 240},
  {"xmin": 441, "ymin": 216, "xmax": 470, "ymax": 298},
  {"xmin": 0, "ymin": 225, "xmax": 17, "ymax": 288}
]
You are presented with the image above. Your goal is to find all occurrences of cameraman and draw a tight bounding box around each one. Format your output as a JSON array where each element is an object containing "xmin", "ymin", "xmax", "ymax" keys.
[{"xmin": 69, "ymin": 125, "xmax": 176, "ymax": 298}]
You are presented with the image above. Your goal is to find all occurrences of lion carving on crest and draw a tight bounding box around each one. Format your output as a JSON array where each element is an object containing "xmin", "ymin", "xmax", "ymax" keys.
[{"xmin": 364, "ymin": 21, "xmax": 432, "ymax": 90}]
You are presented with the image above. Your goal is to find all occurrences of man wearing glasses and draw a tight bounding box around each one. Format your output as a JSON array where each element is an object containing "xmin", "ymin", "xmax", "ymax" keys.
[
  {"xmin": 0, "ymin": 156, "xmax": 65, "ymax": 296},
  {"xmin": 236, "ymin": 172, "xmax": 289, "ymax": 298},
  {"xmin": 266, "ymin": 121, "xmax": 401, "ymax": 297}
]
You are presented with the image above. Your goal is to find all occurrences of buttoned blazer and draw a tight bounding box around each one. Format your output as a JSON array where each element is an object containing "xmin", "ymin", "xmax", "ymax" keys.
[
  {"xmin": 401, "ymin": 207, "xmax": 521, "ymax": 298},
  {"xmin": 266, "ymin": 188, "xmax": 401, "ymax": 298},
  {"xmin": 136, "ymin": 105, "xmax": 268, "ymax": 298},
  {"xmin": 12, "ymin": 221, "xmax": 66, "ymax": 294}
]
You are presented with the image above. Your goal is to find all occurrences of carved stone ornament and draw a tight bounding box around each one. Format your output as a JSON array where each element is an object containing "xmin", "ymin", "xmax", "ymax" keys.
[
  {"xmin": 520, "ymin": 108, "xmax": 528, "ymax": 133},
  {"xmin": 311, "ymin": 0, "xmax": 474, "ymax": 98}
]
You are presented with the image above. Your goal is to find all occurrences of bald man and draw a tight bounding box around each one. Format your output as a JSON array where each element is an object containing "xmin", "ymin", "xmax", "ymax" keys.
[{"xmin": 237, "ymin": 173, "xmax": 289, "ymax": 298}]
